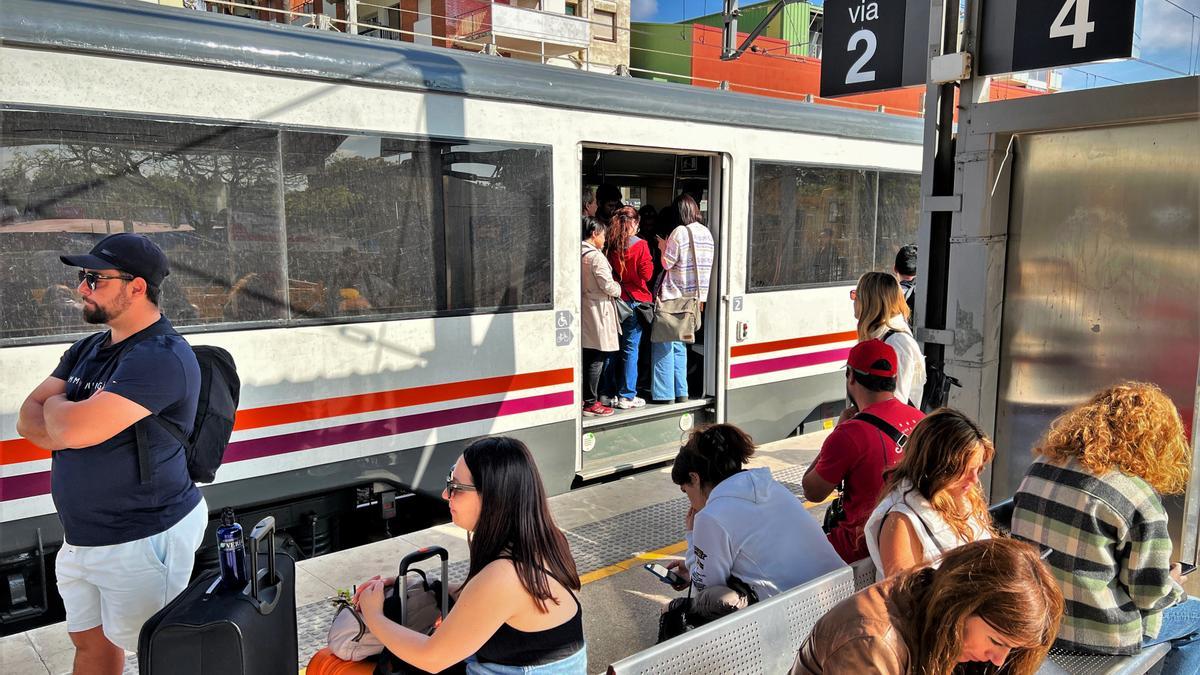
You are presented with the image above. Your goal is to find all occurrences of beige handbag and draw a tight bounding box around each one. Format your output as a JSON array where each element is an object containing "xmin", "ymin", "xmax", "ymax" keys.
[{"xmin": 651, "ymin": 225, "xmax": 703, "ymax": 344}]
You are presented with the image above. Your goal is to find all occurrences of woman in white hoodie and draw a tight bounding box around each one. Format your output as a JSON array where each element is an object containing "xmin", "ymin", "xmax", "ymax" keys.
[
  {"xmin": 853, "ymin": 271, "xmax": 926, "ymax": 409},
  {"xmin": 663, "ymin": 424, "xmax": 845, "ymax": 624}
]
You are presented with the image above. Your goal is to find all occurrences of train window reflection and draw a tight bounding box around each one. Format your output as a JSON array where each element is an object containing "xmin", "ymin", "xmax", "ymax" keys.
[
  {"xmin": 282, "ymin": 132, "xmax": 442, "ymax": 318},
  {"xmin": 0, "ymin": 111, "xmax": 286, "ymax": 339},
  {"xmin": 747, "ymin": 163, "xmax": 918, "ymax": 291}
]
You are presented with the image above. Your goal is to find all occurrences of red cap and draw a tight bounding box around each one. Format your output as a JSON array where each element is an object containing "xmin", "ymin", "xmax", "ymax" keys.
[{"xmin": 847, "ymin": 339, "xmax": 898, "ymax": 378}]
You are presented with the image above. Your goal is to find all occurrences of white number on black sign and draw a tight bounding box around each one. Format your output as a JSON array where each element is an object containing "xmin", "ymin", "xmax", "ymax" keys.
[
  {"xmin": 1050, "ymin": 0, "xmax": 1095, "ymax": 49},
  {"xmin": 845, "ymin": 29, "xmax": 877, "ymax": 84}
]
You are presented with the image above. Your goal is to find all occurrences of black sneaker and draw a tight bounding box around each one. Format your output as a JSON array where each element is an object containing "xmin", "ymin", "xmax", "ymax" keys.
[{"xmin": 675, "ymin": 396, "xmax": 689, "ymax": 403}]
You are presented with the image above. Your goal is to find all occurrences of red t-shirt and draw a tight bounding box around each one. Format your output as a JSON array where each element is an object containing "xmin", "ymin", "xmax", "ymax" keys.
[
  {"xmin": 607, "ymin": 237, "xmax": 653, "ymax": 303},
  {"xmin": 813, "ymin": 398, "xmax": 925, "ymax": 563}
]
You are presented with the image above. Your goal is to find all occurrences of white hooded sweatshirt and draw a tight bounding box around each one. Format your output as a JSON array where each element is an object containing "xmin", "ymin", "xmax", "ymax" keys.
[{"xmin": 685, "ymin": 467, "xmax": 846, "ymax": 601}]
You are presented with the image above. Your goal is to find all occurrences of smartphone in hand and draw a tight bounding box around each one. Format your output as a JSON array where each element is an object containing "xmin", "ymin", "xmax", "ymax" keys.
[
  {"xmin": 644, "ymin": 563, "xmax": 684, "ymax": 586},
  {"xmin": 1179, "ymin": 562, "xmax": 1197, "ymax": 576}
]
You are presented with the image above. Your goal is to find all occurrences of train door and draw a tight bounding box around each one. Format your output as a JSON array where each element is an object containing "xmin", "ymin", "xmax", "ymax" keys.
[{"xmin": 576, "ymin": 146, "xmax": 724, "ymax": 480}]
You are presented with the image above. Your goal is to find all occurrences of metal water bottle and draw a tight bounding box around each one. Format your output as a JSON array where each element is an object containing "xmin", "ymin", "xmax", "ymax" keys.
[{"xmin": 216, "ymin": 507, "xmax": 248, "ymax": 589}]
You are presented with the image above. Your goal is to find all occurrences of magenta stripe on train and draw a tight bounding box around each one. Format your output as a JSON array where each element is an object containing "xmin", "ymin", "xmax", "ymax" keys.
[
  {"xmin": 729, "ymin": 347, "xmax": 852, "ymax": 379},
  {"xmin": 0, "ymin": 390, "xmax": 575, "ymax": 503}
]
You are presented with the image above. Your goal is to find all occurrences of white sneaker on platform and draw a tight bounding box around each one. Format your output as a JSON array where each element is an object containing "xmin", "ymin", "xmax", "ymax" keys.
[{"xmin": 615, "ymin": 396, "xmax": 646, "ymax": 409}]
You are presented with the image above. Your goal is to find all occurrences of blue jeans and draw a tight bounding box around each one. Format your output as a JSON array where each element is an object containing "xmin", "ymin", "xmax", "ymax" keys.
[
  {"xmin": 1145, "ymin": 597, "xmax": 1200, "ymax": 675},
  {"xmin": 466, "ymin": 645, "xmax": 587, "ymax": 674},
  {"xmin": 650, "ymin": 340, "xmax": 688, "ymax": 401},
  {"xmin": 611, "ymin": 313, "xmax": 643, "ymax": 399}
]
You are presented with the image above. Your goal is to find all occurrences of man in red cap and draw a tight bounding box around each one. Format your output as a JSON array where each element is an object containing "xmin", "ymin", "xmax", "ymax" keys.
[{"xmin": 802, "ymin": 339, "xmax": 924, "ymax": 563}]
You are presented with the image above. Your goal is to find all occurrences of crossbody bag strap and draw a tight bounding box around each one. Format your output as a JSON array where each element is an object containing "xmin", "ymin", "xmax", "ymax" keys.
[
  {"xmin": 898, "ymin": 492, "xmax": 949, "ymax": 555},
  {"xmin": 853, "ymin": 412, "xmax": 910, "ymax": 450},
  {"xmin": 684, "ymin": 224, "xmax": 702, "ymax": 300}
]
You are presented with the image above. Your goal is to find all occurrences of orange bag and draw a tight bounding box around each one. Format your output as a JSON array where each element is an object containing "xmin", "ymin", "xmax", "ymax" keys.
[{"xmin": 306, "ymin": 648, "xmax": 376, "ymax": 675}]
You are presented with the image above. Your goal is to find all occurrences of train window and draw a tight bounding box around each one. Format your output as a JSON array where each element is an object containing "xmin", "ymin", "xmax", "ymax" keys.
[
  {"xmin": 747, "ymin": 163, "xmax": 877, "ymax": 290},
  {"xmin": 876, "ymin": 172, "xmax": 921, "ymax": 270},
  {"xmin": 443, "ymin": 144, "xmax": 553, "ymax": 311},
  {"xmin": 0, "ymin": 111, "xmax": 285, "ymax": 340},
  {"xmin": 282, "ymin": 132, "xmax": 442, "ymax": 318}
]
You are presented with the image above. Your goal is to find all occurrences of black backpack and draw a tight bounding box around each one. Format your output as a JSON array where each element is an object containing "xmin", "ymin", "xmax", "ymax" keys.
[{"xmin": 136, "ymin": 345, "xmax": 240, "ymax": 484}]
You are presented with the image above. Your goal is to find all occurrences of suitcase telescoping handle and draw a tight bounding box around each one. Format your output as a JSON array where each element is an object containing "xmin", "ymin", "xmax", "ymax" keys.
[
  {"xmin": 397, "ymin": 546, "xmax": 450, "ymax": 626},
  {"xmin": 246, "ymin": 516, "xmax": 282, "ymax": 616}
]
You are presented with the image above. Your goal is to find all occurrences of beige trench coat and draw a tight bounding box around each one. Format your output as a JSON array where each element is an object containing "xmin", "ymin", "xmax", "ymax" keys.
[{"xmin": 581, "ymin": 241, "xmax": 622, "ymax": 352}]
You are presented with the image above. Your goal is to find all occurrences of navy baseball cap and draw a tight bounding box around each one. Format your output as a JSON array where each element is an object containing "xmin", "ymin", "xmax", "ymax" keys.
[{"xmin": 60, "ymin": 233, "xmax": 170, "ymax": 288}]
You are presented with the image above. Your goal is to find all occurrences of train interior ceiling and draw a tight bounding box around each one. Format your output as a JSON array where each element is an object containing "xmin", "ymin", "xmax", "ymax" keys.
[{"xmin": 577, "ymin": 147, "xmax": 719, "ymax": 475}]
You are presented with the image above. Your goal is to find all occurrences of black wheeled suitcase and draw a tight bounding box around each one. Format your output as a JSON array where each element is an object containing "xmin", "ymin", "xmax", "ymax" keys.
[
  {"xmin": 138, "ymin": 516, "xmax": 298, "ymax": 674},
  {"xmin": 377, "ymin": 546, "xmax": 463, "ymax": 675}
]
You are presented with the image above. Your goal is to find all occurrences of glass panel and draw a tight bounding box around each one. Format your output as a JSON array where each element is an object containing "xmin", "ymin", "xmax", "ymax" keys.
[
  {"xmin": 442, "ymin": 143, "xmax": 553, "ymax": 310},
  {"xmin": 875, "ymin": 172, "xmax": 921, "ymax": 270},
  {"xmin": 747, "ymin": 162, "xmax": 877, "ymax": 290},
  {"xmin": 282, "ymin": 132, "xmax": 442, "ymax": 318},
  {"xmin": 0, "ymin": 111, "xmax": 284, "ymax": 340},
  {"xmin": 594, "ymin": 9, "xmax": 615, "ymax": 41}
]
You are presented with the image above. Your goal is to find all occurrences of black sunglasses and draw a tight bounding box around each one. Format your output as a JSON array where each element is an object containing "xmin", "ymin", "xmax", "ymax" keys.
[
  {"xmin": 445, "ymin": 468, "xmax": 477, "ymax": 496},
  {"xmin": 77, "ymin": 270, "xmax": 134, "ymax": 291}
]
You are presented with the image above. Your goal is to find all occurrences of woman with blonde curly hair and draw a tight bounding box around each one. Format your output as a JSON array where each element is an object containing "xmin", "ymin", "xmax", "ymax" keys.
[
  {"xmin": 865, "ymin": 409, "xmax": 996, "ymax": 580},
  {"xmin": 852, "ymin": 271, "xmax": 926, "ymax": 409},
  {"xmin": 793, "ymin": 537, "xmax": 1063, "ymax": 674},
  {"xmin": 1012, "ymin": 382, "xmax": 1197, "ymax": 674}
]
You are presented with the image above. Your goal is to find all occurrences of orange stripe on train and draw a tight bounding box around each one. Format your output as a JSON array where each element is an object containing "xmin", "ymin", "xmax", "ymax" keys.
[
  {"xmin": 0, "ymin": 368, "xmax": 574, "ymax": 467},
  {"xmin": 729, "ymin": 330, "xmax": 857, "ymax": 358}
]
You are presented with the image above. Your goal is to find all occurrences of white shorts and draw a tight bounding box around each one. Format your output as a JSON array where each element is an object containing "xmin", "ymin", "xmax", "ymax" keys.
[{"xmin": 56, "ymin": 497, "xmax": 208, "ymax": 651}]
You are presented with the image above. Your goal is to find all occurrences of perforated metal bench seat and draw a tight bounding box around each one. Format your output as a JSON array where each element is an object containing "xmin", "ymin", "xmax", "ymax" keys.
[
  {"xmin": 606, "ymin": 565, "xmax": 855, "ymax": 675},
  {"xmin": 1037, "ymin": 644, "xmax": 1171, "ymax": 675}
]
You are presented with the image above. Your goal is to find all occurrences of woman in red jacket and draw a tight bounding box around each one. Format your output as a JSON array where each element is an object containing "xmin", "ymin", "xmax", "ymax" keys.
[{"xmin": 601, "ymin": 205, "xmax": 653, "ymax": 409}]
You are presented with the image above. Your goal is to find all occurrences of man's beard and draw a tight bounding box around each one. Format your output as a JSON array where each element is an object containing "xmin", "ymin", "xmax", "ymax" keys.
[{"xmin": 82, "ymin": 295, "xmax": 128, "ymax": 324}]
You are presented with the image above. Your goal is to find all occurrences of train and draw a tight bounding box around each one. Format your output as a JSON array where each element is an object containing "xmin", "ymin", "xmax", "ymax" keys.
[{"xmin": 0, "ymin": 0, "xmax": 921, "ymax": 629}]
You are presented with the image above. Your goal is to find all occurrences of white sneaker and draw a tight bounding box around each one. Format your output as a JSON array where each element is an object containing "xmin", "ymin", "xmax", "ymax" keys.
[{"xmin": 615, "ymin": 396, "xmax": 646, "ymax": 409}]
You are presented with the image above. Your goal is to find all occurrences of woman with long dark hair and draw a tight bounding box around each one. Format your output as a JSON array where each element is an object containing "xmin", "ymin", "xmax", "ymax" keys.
[
  {"xmin": 793, "ymin": 538, "xmax": 1063, "ymax": 674},
  {"xmin": 600, "ymin": 205, "xmax": 653, "ymax": 409},
  {"xmin": 865, "ymin": 409, "xmax": 996, "ymax": 580},
  {"xmin": 353, "ymin": 437, "xmax": 585, "ymax": 674}
]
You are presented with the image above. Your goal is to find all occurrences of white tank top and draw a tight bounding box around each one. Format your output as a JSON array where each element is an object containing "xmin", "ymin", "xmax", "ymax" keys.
[{"xmin": 864, "ymin": 480, "xmax": 992, "ymax": 582}]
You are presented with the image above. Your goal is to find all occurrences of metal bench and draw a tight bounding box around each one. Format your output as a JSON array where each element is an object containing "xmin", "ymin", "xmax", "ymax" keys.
[{"xmin": 605, "ymin": 565, "xmax": 854, "ymax": 675}]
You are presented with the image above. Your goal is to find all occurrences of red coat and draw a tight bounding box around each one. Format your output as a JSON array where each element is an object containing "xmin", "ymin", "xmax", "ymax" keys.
[{"xmin": 607, "ymin": 236, "xmax": 653, "ymax": 303}]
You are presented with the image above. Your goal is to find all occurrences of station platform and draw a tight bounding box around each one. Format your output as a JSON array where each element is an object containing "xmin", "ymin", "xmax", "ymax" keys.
[{"xmin": 1, "ymin": 430, "xmax": 829, "ymax": 675}]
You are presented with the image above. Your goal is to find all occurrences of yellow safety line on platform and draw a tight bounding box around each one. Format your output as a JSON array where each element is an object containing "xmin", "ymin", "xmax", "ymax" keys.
[{"xmin": 578, "ymin": 497, "xmax": 829, "ymax": 586}]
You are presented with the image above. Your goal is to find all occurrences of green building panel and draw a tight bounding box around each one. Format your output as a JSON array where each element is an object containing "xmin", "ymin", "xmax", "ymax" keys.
[
  {"xmin": 684, "ymin": 1, "xmax": 812, "ymax": 56},
  {"xmin": 629, "ymin": 22, "xmax": 694, "ymax": 85}
]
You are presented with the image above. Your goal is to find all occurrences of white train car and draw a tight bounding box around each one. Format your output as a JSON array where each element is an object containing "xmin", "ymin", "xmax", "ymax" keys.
[{"xmin": 0, "ymin": 0, "xmax": 920, "ymax": 626}]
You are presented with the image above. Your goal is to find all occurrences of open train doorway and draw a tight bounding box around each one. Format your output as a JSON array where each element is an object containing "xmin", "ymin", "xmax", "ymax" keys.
[{"xmin": 577, "ymin": 146, "xmax": 723, "ymax": 480}]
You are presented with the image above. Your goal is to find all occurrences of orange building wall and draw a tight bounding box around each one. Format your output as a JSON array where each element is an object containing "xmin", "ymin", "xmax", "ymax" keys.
[{"xmin": 688, "ymin": 25, "xmax": 1044, "ymax": 118}]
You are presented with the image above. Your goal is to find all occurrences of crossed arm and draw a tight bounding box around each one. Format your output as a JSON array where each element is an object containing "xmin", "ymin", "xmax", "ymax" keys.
[{"xmin": 17, "ymin": 376, "xmax": 152, "ymax": 450}]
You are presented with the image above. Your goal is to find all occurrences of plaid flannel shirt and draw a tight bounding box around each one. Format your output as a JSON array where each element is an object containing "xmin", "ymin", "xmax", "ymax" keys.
[{"xmin": 1012, "ymin": 456, "xmax": 1185, "ymax": 654}]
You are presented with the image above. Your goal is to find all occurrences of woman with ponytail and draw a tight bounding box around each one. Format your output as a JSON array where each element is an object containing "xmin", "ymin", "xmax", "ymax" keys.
[{"xmin": 662, "ymin": 424, "xmax": 845, "ymax": 625}]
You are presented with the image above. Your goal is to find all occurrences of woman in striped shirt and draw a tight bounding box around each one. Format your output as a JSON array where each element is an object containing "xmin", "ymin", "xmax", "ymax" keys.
[{"xmin": 1011, "ymin": 382, "xmax": 1198, "ymax": 674}]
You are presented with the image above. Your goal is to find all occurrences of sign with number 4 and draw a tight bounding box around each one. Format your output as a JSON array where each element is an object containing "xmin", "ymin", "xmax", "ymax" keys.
[{"xmin": 980, "ymin": 0, "xmax": 1136, "ymax": 75}]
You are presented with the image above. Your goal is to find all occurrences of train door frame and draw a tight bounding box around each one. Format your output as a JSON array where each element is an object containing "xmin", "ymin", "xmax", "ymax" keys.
[{"xmin": 575, "ymin": 143, "xmax": 729, "ymax": 480}]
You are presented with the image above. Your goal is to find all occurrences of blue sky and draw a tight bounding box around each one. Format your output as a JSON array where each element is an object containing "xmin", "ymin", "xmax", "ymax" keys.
[{"xmin": 630, "ymin": 0, "xmax": 1199, "ymax": 91}]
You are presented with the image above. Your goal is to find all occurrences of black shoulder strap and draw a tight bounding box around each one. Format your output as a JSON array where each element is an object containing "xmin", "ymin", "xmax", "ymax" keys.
[
  {"xmin": 882, "ymin": 328, "xmax": 898, "ymax": 342},
  {"xmin": 115, "ymin": 321, "xmax": 189, "ymax": 485},
  {"xmin": 853, "ymin": 411, "xmax": 909, "ymax": 449}
]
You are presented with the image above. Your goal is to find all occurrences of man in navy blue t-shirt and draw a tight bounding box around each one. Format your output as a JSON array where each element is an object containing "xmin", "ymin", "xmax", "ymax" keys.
[{"xmin": 16, "ymin": 233, "xmax": 206, "ymax": 674}]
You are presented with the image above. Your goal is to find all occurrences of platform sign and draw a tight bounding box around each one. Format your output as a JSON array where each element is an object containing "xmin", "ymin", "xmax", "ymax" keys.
[
  {"xmin": 820, "ymin": 0, "xmax": 930, "ymax": 98},
  {"xmin": 980, "ymin": 0, "xmax": 1137, "ymax": 75}
]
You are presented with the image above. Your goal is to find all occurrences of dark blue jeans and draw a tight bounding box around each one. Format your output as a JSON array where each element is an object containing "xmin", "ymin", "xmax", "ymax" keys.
[{"xmin": 1145, "ymin": 597, "xmax": 1200, "ymax": 675}]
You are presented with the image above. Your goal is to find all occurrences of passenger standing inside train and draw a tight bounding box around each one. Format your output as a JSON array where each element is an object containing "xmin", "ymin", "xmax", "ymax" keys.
[
  {"xmin": 16, "ymin": 234, "xmax": 207, "ymax": 675},
  {"xmin": 662, "ymin": 425, "xmax": 845, "ymax": 629},
  {"xmin": 893, "ymin": 244, "xmax": 918, "ymax": 319},
  {"xmin": 340, "ymin": 437, "xmax": 586, "ymax": 674},
  {"xmin": 1011, "ymin": 382, "xmax": 1200, "ymax": 675},
  {"xmin": 864, "ymin": 409, "xmax": 995, "ymax": 580},
  {"xmin": 581, "ymin": 187, "xmax": 596, "ymax": 218},
  {"xmin": 802, "ymin": 340, "xmax": 924, "ymax": 563},
  {"xmin": 600, "ymin": 205, "xmax": 653, "ymax": 409},
  {"xmin": 651, "ymin": 194, "xmax": 714, "ymax": 404},
  {"xmin": 792, "ymin": 538, "xmax": 1063, "ymax": 674},
  {"xmin": 580, "ymin": 217, "xmax": 621, "ymax": 417},
  {"xmin": 853, "ymin": 271, "xmax": 926, "ymax": 410}
]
